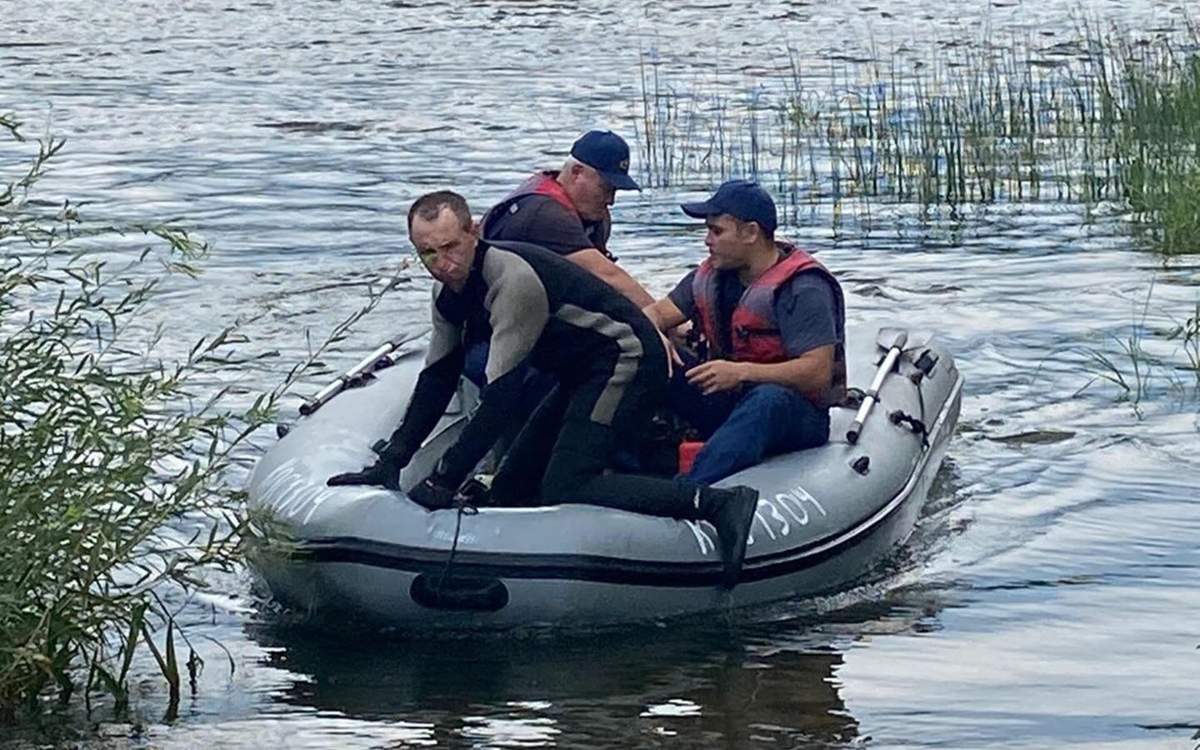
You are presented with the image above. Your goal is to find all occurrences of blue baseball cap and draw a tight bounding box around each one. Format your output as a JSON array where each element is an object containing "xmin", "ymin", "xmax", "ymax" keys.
[
  {"xmin": 570, "ymin": 130, "xmax": 640, "ymax": 191},
  {"xmin": 680, "ymin": 180, "xmax": 777, "ymax": 235}
]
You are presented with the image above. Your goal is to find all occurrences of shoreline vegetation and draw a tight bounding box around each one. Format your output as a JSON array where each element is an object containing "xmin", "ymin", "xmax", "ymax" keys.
[
  {"xmin": 635, "ymin": 19, "xmax": 1200, "ymax": 255},
  {"xmin": 0, "ymin": 113, "xmax": 389, "ymax": 727},
  {"xmin": 1, "ymin": 111, "xmax": 268, "ymax": 724}
]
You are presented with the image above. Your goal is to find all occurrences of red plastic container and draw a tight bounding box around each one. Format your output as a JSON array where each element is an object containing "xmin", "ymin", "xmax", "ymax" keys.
[{"xmin": 677, "ymin": 441, "xmax": 705, "ymax": 474}]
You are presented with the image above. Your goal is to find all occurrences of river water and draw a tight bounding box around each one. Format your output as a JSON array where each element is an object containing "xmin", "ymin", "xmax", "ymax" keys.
[{"xmin": 4, "ymin": 1, "xmax": 1200, "ymax": 748}]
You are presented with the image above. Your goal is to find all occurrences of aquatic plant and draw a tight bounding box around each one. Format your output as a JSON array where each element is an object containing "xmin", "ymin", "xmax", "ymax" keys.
[
  {"xmin": 0, "ymin": 112, "xmax": 248, "ymax": 720},
  {"xmin": 1166, "ymin": 298, "xmax": 1200, "ymax": 386},
  {"xmin": 634, "ymin": 21, "xmax": 1200, "ymax": 254},
  {"xmin": 1076, "ymin": 284, "xmax": 1200, "ymax": 412},
  {"xmin": 0, "ymin": 113, "xmax": 389, "ymax": 721},
  {"xmin": 1109, "ymin": 40, "xmax": 1200, "ymax": 255}
]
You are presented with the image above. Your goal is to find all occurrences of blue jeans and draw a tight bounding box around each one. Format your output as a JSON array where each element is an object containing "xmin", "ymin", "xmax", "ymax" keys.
[
  {"xmin": 668, "ymin": 371, "xmax": 830, "ymax": 485},
  {"xmin": 464, "ymin": 340, "xmax": 554, "ymax": 394},
  {"xmin": 463, "ymin": 339, "xmax": 556, "ymax": 442}
]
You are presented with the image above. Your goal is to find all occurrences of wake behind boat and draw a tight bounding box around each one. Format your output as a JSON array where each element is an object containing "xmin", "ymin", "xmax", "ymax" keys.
[{"xmin": 247, "ymin": 324, "xmax": 961, "ymax": 629}]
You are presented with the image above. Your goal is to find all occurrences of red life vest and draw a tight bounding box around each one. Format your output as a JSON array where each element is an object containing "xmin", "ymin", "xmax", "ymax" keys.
[
  {"xmin": 692, "ymin": 242, "xmax": 847, "ymax": 407},
  {"xmin": 481, "ymin": 171, "xmax": 614, "ymax": 258}
]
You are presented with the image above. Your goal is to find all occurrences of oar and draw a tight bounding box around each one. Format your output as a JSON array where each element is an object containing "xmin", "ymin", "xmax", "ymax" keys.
[
  {"xmin": 299, "ymin": 330, "xmax": 427, "ymax": 416},
  {"xmin": 846, "ymin": 327, "xmax": 908, "ymax": 445}
]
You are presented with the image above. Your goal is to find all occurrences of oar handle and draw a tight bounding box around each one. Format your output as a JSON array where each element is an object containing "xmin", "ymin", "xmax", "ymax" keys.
[
  {"xmin": 845, "ymin": 336, "xmax": 907, "ymax": 445},
  {"xmin": 299, "ymin": 331, "xmax": 426, "ymax": 416}
]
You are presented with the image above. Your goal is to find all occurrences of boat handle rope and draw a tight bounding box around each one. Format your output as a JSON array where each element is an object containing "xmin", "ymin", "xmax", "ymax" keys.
[
  {"xmin": 429, "ymin": 476, "xmax": 492, "ymax": 601},
  {"xmin": 434, "ymin": 500, "xmax": 479, "ymax": 597},
  {"xmin": 889, "ymin": 409, "xmax": 930, "ymax": 448}
]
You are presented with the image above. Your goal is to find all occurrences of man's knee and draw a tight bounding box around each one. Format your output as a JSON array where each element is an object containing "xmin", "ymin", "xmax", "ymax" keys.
[
  {"xmin": 740, "ymin": 384, "xmax": 829, "ymax": 446},
  {"xmin": 539, "ymin": 420, "xmax": 612, "ymax": 503},
  {"xmin": 540, "ymin": 455, "xmax": 593, "ymax": 504}
]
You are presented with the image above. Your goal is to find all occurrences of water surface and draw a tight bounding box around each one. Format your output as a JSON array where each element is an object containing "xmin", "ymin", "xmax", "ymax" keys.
[{"xmin": 3, "ymin": 1, "xmax": 1199, "ymax": 747}]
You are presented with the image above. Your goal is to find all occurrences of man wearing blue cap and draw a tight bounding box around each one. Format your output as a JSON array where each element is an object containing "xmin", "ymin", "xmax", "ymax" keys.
[
  {"xmin": 643, "ymin": 180, "xmax": 848, "ymax": 483},
  {"xmin": 481, "ymin": 130, "xmax": 654, "ymax": 308}
]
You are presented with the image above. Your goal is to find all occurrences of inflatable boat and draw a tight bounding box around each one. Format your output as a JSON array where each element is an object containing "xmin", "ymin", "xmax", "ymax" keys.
[{"xmin": 246, "ymin": 324, "xmax": 962, "ymax": 629}]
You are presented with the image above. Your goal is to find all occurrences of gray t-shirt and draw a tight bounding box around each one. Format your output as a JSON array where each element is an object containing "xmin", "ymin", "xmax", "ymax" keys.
[{"xmin": 668, "ymin": 268, "xmax": 838, "ymax": 357}]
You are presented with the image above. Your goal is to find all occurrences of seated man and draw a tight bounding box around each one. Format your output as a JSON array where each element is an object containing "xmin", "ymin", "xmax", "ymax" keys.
[
  {"xmin": 481, "ymin": 129, "xmax": 654, "ymax": 308},
  {"xmin": 463, "ymin": 130, "xmax": 652, "ymax": 421},
  {"xmin": 329, "ymin": 190, "xmax": 759, "ymax": 587},
  {"xmin": 643, "ymin": 180, "xmax": 847, "ymax": 484}
]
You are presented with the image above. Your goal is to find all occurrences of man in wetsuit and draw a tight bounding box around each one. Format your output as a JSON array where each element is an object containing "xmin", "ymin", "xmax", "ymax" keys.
[
  {"xmin": 328, "ymin": 191, "xmax": 760, "ymax": 587},
  {"xmin": 643, "ymin": 180, "xmax": 847, "ymax": 484}
]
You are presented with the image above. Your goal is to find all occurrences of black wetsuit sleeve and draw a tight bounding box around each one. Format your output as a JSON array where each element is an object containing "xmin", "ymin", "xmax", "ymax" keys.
[
  {"xmin": 380, "ymin": 289, "xmax": 464, "ymax": 464},
  {"xmin": 434, "ymin": 253, "xmax": 550, "ymax": 486}
]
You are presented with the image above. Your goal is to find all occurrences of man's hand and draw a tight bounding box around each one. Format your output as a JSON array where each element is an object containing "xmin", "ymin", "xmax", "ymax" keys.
[
  {"xmin": 327, "ymin": 455, "xmax": 402, "ymax": 490},
  {"xmin": 656, "ymin": 328, "xmax": 683, "ymax": 379},
  {"xmin": 686, "ymin": 360, "xmax": 747, "ymax": 395},
  {"xmin": 667, "ymin": 320, "xmax": 693, "ymax": 349},
  {"xmin": 408, "ymin": 476, "xmax": 458, "ymax": 511}
]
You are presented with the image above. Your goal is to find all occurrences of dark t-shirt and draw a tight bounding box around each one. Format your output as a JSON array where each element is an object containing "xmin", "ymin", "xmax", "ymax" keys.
[
  {"xmin": 668, "ymin": 267, "xmax": 839, "ymax": 357},
  {"xmin": 484, "ymin": 194, "xmax": 612, "ymax": 257}
]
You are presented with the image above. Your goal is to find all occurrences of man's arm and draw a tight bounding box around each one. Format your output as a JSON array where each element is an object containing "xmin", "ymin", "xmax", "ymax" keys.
[
  {"xmin": 642, "ymin": 297, "xmax": 689, "ymax": 332},
  {"xmin": 567, "ymin": 248, "xmax": 655, "ymax": 308},
  {"xmin": 374, "ymin": 289, "xmax": 465, "ymax": 464},
  {"xmin": 328, "ymin": 290, "xmax": 464, "ymax": 488},
  {"xmin": 685, "ymin": 345, "xmax": 834, "ymax": 398}
]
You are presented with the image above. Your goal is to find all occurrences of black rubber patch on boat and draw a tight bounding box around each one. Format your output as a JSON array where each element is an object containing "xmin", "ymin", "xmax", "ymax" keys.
[{"xmin": 410, "ymin": 574, "xmax": 509, "ymax": 612}]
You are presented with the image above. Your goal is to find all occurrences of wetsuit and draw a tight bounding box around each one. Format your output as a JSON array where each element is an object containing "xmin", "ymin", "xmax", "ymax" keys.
[{"xmin": 383, "ymin": 239, "xmax": 706, "ymax": 512}]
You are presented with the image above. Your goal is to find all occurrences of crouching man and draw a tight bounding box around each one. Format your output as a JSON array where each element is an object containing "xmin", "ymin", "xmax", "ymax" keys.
[
  {"xmin": 643, "ymin": 180, "xmax": 847, "ymax": 484},
  {"xmin": 328, "ymin": 191, "xmax": 759, "ymax": 587}
]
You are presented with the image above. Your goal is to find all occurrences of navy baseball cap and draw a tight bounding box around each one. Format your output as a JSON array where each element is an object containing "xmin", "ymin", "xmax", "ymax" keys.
[
  {"xmin": 680, "ymin": 180, "xmax": 778, "ymax": 235},
  {"xmin": 570, "ymin": 130, "xmax": 640, "ymax": 191}
]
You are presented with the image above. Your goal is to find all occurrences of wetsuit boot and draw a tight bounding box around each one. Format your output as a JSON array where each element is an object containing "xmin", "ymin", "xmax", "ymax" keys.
[{"xmin": 697, "ymin": 485, "xmax": 760, "ymax": 589}]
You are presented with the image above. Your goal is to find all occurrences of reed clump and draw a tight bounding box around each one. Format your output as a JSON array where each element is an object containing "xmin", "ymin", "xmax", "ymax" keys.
[
  {"xmin": 1110, "ymin": 42, "xmax": 1200, "ymax": 254},
  {"xmin": 0, "ymin": 113, "xmax": 297, "ymax": 721},
  {"xmin": 635, "ymin": 22, "xmax": 1200, "ymax": 253}
]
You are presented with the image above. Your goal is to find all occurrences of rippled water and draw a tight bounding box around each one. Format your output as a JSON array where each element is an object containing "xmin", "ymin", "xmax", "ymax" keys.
[{"xmin": 4, "ymin": 1, "xmax": 1200, "ymax": 748}]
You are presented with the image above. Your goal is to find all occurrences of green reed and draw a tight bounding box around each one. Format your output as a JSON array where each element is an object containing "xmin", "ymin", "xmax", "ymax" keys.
[
  {"xmin": 635, "ymin": 22, "xmax": 1200, "ymax": 253},
  {"xmin": 1167, "ymin": 298, "xmax": 1200, "ymax": 385},
  {"xmin": 1109, "ymin": 36, "xmax": 1200, "ymax": 255},
  {"xmin": 1075, "ymin": 282, "xmax": 1200, "ymax": 413},
  {"xmin": 0, "ymin": 113, "xmax": 389, "ymax": 721}
]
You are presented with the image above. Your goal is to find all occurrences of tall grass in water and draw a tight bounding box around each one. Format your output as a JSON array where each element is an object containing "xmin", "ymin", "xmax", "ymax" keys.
[
  {"xmin": 635, "ymin": 23, "xmax": 1200, "ymax": 253},
  {"xmin": 1108, "ymin": 36, "xmax": 1200, "ymax": 255},
  {"xmin": 0, "ymin": 114, "xmax": 379, "ymax": 722}
]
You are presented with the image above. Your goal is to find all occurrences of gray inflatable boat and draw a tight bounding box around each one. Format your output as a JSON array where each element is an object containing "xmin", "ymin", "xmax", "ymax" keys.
[{"xmin": 247, "ymin": 324, "xmax": 962, "ymax": 629}]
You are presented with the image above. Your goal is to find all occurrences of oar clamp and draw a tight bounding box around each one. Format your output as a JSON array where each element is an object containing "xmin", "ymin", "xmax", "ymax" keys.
[{"xmin": 909, "ymin": 350, "xmax": 939, "ymax": 385}]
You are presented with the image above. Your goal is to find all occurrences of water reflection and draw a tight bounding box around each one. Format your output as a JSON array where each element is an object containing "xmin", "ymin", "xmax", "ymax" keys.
[{"xmin": 247, "ymin": 613, "xmax": 881, "ymax": 748}]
